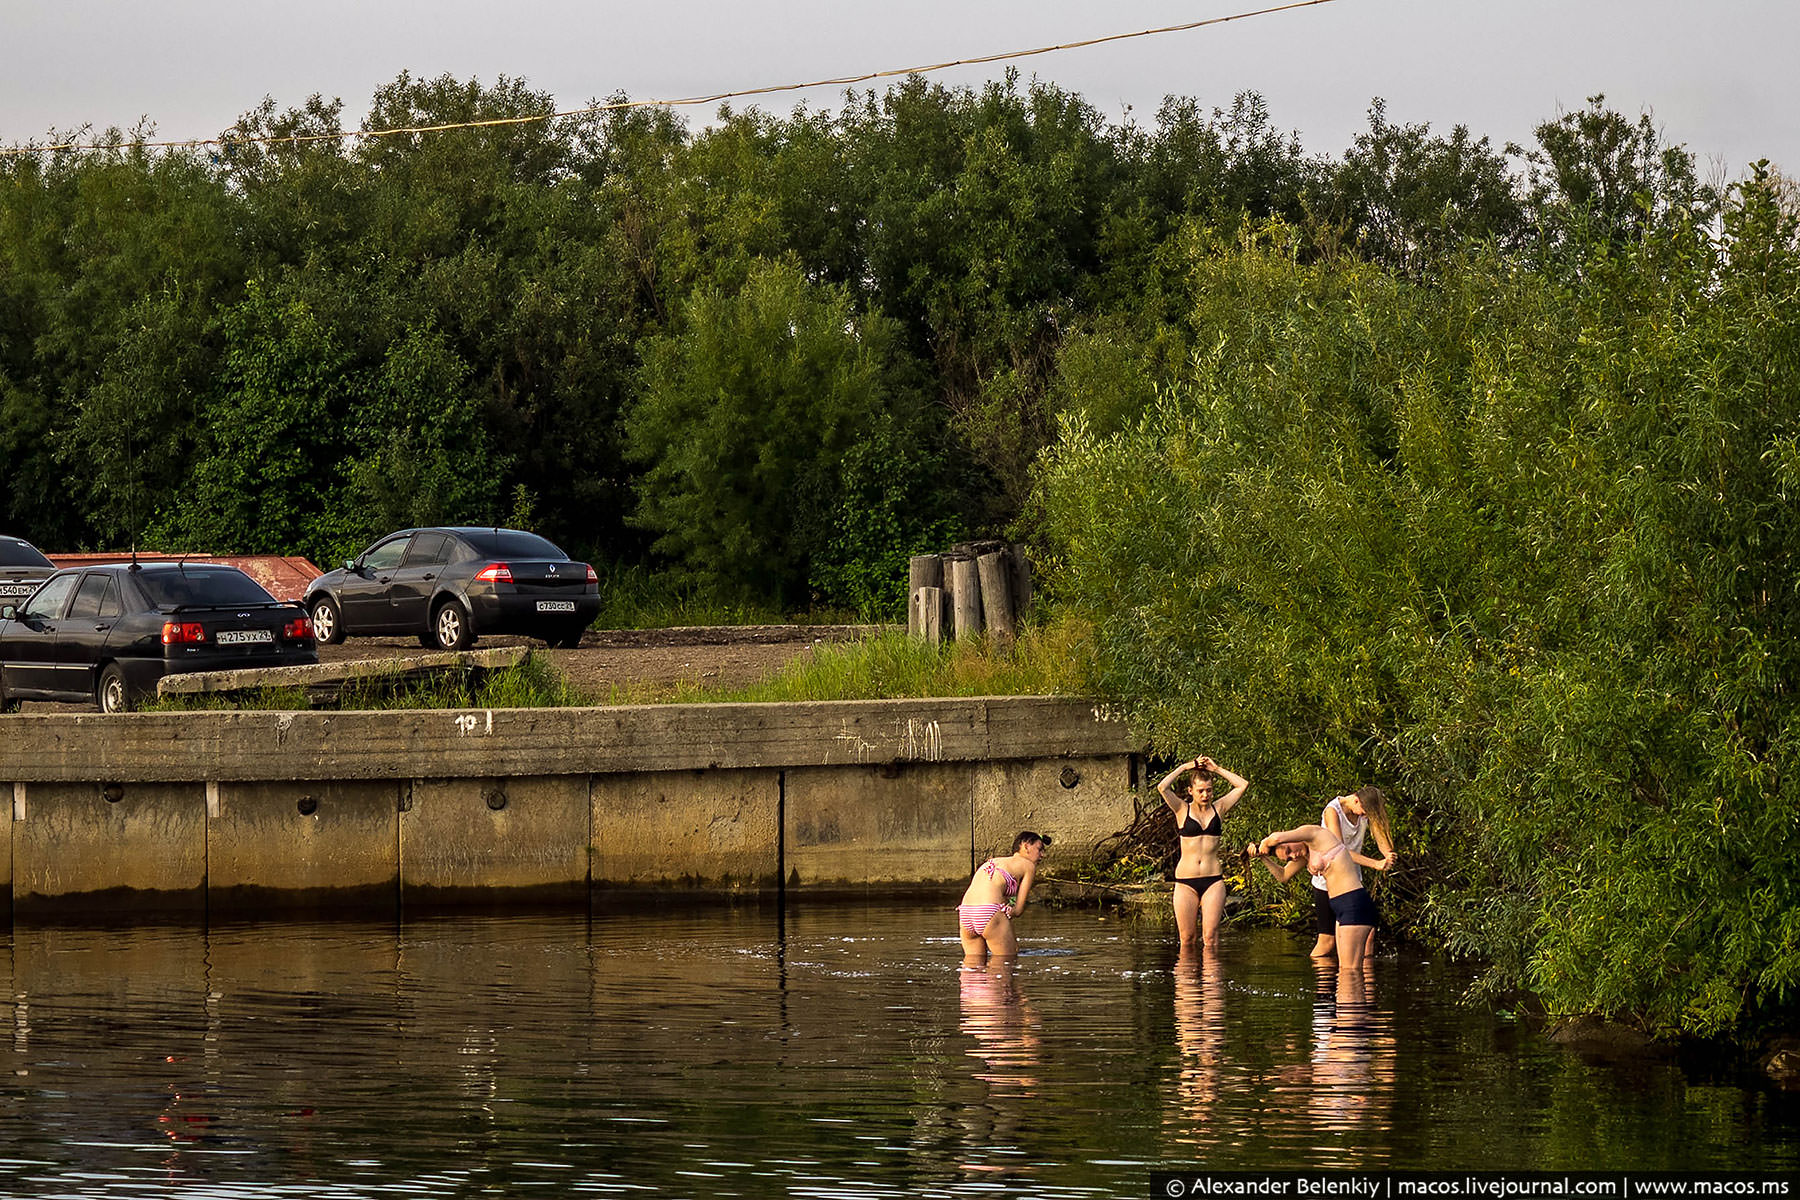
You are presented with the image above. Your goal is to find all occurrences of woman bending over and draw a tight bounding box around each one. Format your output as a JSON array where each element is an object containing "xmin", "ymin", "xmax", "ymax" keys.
[
  {"xmin": 1156, "ymin": 755, "xmax": 1250, "ymax": 948},
  {"xmin": 1250, "ymin": 820, "xmax": 1378, "ymax": 969},
  {"xmin": 957, "ymin": 831, "xmax": 1051, "ymax": 959}
]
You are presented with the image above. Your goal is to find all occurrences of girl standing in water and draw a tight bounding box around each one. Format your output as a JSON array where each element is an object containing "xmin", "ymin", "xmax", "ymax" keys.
[
  {"xmin": 1156, "ymin": 755, "xmax": 1251, "ymax": 948},
  {"xmin": 1306, "ymin": 787, "xmax": 1394, "ymax": 960},
  {"xmin": 957, "ymin": 831, "xmax": 1051, "ymax": 959},
  {"xmin": 1249, "ymin": 817, "xmax": 1378, "ymax": 969}
]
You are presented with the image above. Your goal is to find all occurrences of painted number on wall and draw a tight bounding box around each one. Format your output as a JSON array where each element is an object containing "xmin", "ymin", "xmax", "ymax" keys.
[{"xmin": 453, "ymin": 711, "xmax": 495, "ymax": 736}]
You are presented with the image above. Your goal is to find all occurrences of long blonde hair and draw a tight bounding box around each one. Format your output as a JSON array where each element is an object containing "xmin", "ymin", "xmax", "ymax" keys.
[{"xmin": 1354, "ymin": 785, "xmax": 1391, "ymax": 845}]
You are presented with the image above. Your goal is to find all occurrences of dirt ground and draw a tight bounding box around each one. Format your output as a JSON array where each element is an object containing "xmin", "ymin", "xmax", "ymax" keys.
[{"xmin": 318, "ymin": 623, "xmax": 886, "ymax": 701}]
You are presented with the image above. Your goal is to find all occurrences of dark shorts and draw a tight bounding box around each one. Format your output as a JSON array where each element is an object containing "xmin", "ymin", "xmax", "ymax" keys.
[
  {"xmin": 1312, "ymin": 885, "xmax": 1335, "ymax": 935},
  {"xmin": 1329, "ymin": 887, "xmax": 1379, "ymax": 928}
]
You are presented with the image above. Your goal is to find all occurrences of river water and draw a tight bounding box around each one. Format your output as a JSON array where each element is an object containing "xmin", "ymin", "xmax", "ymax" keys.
[{"xmin": 0, "ymin": 903, "xmax": 1793, "ymax": 1197}]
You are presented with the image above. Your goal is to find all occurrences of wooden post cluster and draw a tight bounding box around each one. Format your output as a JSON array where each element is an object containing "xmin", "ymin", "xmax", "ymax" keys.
[{"xmin": 906, "ymin": 542, "xmax": 1033, "ymax": 648}]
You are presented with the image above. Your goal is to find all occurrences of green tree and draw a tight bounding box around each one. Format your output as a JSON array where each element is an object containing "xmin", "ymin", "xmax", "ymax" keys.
[{"xmin": 627, "ymin": 259, "xmax": 943, "ymax": 608}]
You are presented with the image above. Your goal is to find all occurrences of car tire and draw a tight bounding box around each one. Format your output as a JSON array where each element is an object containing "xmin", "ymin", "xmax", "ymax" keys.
[
  {"xmin": 311, "ymin": 596, "xmax": 345, "ymax": 645},
  {"xmin": 433, "ymin": 600, "xmax": 475, "ymax": 651},
  {"xmin": 0, "ymin": 690, "xmax": 18, "ymax": 715},
  {"xmin": 550, "ymin": 627, "xmax": 585, "ymax": 650},
  {"xmin": 97, "ymin": 664, "xmax": 134, "ymax": 714}
]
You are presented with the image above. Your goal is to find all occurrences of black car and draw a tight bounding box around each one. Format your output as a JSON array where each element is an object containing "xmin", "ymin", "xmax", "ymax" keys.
[
  {"xmin": 303, "ymin": 527, "xmax": 600, "ymax": 651},
  {"xmin": 0, "ymin": 562, "xmax": 317, "ymax": 714},
  {"xmin": 0, "ymin": 535, "xmax": 57, "ymax": 605}
]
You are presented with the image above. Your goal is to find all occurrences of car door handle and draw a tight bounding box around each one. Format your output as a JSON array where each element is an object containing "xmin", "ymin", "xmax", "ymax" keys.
[
  {"xmin": 93, "ymin": 624, "xmax": 110, "ymax": 632},
  {"xmin": 423, "ymin": 574, "xmax": 435, "ymax": 581}
]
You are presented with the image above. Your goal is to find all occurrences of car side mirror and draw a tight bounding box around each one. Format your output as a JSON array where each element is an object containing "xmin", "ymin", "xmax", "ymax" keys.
[
  {"xmin": 345, "ymin": 559, "xmax": 359, "ymax": 573},
  {"xmin": 0, "ymin": 604, "xmax": 14, "ymax": 620}
]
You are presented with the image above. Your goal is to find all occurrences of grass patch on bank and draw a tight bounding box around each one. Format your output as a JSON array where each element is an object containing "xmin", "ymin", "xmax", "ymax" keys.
[
  {"xmin": 603, "ymin": 617, "xmax": 1098, "ymax": 706},
  {"xmin": 148, "ymin": 616, "xmax": 1098, "ymax": 711}
]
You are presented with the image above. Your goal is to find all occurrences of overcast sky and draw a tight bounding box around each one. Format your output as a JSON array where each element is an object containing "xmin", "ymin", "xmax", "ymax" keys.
[{"xmin": 4, "ymin": 1, "xmax": 1796, "ymax": 180}]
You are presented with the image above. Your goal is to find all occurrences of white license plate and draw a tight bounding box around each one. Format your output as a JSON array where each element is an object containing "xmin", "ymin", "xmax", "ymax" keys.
[
  {"xmin": 535, "ymin": 600, "xmax": 577, "ymax": 613},
  {"xmin": 216, "ymin": 629, "xmax": 274, "ymax": 645},
  {"xmin": 0, "ymin": 584, "xmax": 33, "ymax": 597}
]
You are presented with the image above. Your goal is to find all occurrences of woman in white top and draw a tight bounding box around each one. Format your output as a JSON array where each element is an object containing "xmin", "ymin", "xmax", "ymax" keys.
[{"xmin": 1305, "ymin": 787, "xmax": 1394, "ymax": 960}]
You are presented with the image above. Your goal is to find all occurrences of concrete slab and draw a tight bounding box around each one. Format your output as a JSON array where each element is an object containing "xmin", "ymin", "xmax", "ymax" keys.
[
  {"xmin": 157, "ymin": 646, "xmax": 527, "ymax": 697},
  {"xmin": 11, "ymin": 781, "xmax": 206, "ymax": 915},
  {"xmin": 972, "ymin": 755, "xmax": 1137, "ymax": 864},
  {"xmin": 207, "ymin": 780, "xmax": 400, "ymax": 913},
  {"xmin": 401, "ymin": 775, "xmax": 590, "ymax": 904},
  {"xmin": 784, "ymin": 762, "xmax": 974, "ymax": 888},
  {"xmin": 590, "ymin": 768, "xmax": 779, "ymax": 890}
]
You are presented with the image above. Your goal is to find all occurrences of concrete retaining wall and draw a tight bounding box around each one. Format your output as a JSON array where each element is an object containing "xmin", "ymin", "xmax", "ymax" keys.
[{"xmin": 0, "ymin": 698, "xmax": 1142, "ymax": 916}]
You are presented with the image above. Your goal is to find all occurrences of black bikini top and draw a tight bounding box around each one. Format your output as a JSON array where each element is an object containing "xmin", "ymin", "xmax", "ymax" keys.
[{"xmin": 1180, "ymin": 801, "xmax": 1222, "ymax": 838}]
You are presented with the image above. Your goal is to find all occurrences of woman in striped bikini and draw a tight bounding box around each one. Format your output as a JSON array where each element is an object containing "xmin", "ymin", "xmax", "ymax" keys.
[{"xmin": 957, "ymin": 831, "xmax": 1051, "ymax": 959}]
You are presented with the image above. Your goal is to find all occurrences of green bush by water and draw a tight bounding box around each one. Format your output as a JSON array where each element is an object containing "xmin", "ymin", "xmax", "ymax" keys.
[{"xmin": 1035, "ymin": 180, "xmax": 1800, "ymax": 1041}]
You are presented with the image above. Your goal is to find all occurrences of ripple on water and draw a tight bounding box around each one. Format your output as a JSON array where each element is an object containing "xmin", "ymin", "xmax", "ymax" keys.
[{"xmin": 0, "ymin": 906, "xmax": 1792, "ymax": 1197}]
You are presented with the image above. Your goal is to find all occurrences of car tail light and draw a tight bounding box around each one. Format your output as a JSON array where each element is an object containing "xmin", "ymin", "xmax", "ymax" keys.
[
  {"xmin": 162, "ymin": 621, "xmax": 206, "ymax": 645},
  {"xmin": 473, "ymin": 563, "xmax": 513, "ymax": 583},
  {"xmin": 283, "ymin": 617, "xmax": 313, "ymax": 640},
  {"xmin": 585, "ymin": 564, "xmax": 597, "ymax": 583}
]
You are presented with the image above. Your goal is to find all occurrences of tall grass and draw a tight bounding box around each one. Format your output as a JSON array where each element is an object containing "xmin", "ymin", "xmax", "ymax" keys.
[
  {"xmin": 605, "ymin": 618, "xmax": 1097, "ymax": 706},
  {"xmin": 148, "ymin": 618, "xmax": 1094, "ymax": 713}
]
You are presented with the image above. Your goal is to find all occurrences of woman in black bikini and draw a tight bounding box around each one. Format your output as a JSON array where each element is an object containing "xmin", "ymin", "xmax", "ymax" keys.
[{"xmin": 1156, "ymin": 755, "xmax": 1250, "ymax": 947}]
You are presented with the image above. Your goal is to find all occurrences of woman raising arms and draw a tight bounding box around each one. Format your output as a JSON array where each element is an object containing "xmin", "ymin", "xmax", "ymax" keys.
[{"xmin": 1156, "ymin": 755, "xmax": 1250, "ymax": 948}]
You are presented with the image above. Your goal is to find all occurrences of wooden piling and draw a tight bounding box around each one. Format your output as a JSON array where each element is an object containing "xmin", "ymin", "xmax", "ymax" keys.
[
  {"xmin": 907, "ymin": 555, "xmax": 943, "ymax": 638},
  {"xmin": 912, "ymin": 585, "xmax": 944, "ymax": 644},
  {"xmin": 950, "ymin": 557, "xmax": 983, "ymax": 641},
  {"xmin": 977, "ymin": 551, "xmax": 1015, "ymax": 648}
]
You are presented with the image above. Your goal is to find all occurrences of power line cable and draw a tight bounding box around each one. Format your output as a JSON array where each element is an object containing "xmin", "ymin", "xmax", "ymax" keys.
[{"xmin": 0, "ymin": 0, "xmax": 1338, "ymax": 157}]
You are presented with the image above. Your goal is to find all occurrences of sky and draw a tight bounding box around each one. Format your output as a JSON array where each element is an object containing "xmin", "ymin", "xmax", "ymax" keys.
[{"xmin": 3, "ymin": 0, "xmax": 1796, "ymax": 180}]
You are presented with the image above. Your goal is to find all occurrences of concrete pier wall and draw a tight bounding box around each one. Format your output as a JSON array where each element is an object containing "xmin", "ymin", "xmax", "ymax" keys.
[{"xmin": 0, "ymin": 698, "xmax": 1142, "ymax": 915}]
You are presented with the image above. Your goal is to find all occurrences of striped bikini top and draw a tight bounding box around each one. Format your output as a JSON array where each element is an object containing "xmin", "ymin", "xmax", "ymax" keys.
[{"xmin": 981, "ymin": 860, "xmax": 1020, "ymax": 897}]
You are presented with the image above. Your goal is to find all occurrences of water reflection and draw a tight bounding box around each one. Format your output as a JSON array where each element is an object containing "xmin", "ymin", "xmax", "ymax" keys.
[
  {"xmin": 0, "ymin": 908, "xmax": 1790, "ymax": 1198},
  {"xmin": 1171, "ymin": 946, "xmax": 1225, "ymax": 1112},
  {"xmin": 959, "ymin": 955, "xmax": 1040, "ymax": 1094},
  {"xmin": 1307, "ymin": 960, "xmax": 1397, "ymax": 1158}
]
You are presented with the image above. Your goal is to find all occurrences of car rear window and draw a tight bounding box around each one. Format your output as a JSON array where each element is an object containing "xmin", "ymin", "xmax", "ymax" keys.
[
  {"xmin": 0, "ymin": 539, "xmax": 54, "ymax": 568},
  {"xmin": 135, "ymin": 569, "xmax": 278, "ymax": 608},
  {"xmin": 458, "ymin": 530, "xmax": 567, "ymax": 560}
]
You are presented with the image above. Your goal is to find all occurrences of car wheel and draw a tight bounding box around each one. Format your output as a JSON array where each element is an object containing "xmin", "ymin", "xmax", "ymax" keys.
[
  {"xmin": 433, "ymin": 600, "xmax": 474, "ymax": 651},
  {"xmin": 550, "ymin": 627, "xmax": 585, "ymax": 650},
  {"xmin": 97, "ymin": 664, "xmax": 134, "ymax": 714},
  {"xmin": 310, "ymin": 595, "xmax": 344, "ymax": 645}
]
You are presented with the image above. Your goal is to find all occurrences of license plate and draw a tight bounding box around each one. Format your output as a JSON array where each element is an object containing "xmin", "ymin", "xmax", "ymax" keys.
[
  {"xmin": 535, "ymin": 600, "xmax": 577, "ymax": 613},
  {"xmin": 216, "ymin": 629, "xmax": 274, "ymax": 645},
  {"xmin": 0, "ymin": 584, "xmax": 33, "ymax": 597}
]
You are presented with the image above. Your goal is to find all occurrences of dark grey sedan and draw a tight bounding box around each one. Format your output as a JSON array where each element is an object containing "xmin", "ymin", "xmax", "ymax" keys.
[
  {"xmin": 0, "ymin": 562, "xmax": 317, "ymax": 713},
  {"xmin": 302, "ymin": 527, "xmax": 600, "ymax": 651},
  {"xmin": 0, "ymin": 535, "xmax": 56, "ymax": 604}
]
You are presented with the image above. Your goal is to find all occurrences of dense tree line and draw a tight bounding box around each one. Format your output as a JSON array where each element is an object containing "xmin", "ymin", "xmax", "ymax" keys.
[
  {"xmin": 5, "ymin": 70, "xmax": 1613, "ymax": 614},
  {"xmin": 6, "ymin": 75, "xmax": 1798, "ymax": 1038}
]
